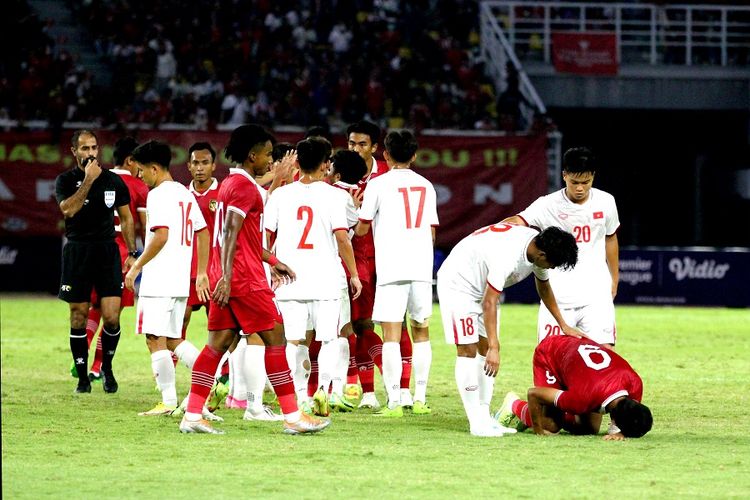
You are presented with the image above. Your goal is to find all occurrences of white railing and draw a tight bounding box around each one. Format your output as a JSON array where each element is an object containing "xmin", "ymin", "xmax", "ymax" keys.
[{"xmin": 482, "ymin": 1, "xmax": 750, "ymax": 67}]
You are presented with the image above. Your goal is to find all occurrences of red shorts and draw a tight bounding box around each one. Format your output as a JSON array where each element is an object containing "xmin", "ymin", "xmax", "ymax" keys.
[
  {"xmin": 207, "ymin": 288, "xmax": 282, "ymax": 334},
  {"xmin": 350, "ymin": 256, "xmax": 375, "ymax": 321},
  {"xmin": 187, "ymin": 278, "xmax": 208, "ymax": 308}
]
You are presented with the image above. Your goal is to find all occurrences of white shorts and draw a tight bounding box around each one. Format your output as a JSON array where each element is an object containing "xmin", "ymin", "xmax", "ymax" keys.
[
  {"xmin": 338, "ymin": 287, "xmax": 351, "ymax": 330},
  {"xmin": 438, "ymin": 285, "xmax": 500, "ymax": 345},
  {"xmin": 136, "ymin": 296, "xmax": 187, "ymax": 339},
  {"xmin": 372, "ymin": 280, "xmax": 433, "ymax": 324},
  {"xmin": 278, "ymin": 299, "xmax": 341, "ymax": 342},
  {"xmin": 537, "ymin": 299, "xmax": 616, "ymax": 345}
]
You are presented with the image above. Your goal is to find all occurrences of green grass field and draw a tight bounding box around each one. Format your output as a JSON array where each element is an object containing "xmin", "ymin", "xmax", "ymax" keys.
[{"xmin": 2, "ymin": 295, "xmax": 749, "ymax": 499}]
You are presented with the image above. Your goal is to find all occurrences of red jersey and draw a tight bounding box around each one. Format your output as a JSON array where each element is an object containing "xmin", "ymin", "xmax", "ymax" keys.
[
  {"xmin": 352, "ymin": 158, "xmax": 389, "ymax": 259},
  {"xmin": 188, "ymin": 178, "xmax": 220, "ymax": 279},
  {"xmin": 112, "ymin": 168, "xmax": 148, "ymax": 259},
  {"xmin": 208, "ymin": 168, "xmax": 269, "ymax": 295},
  {"xmin": 533, "ymin": 335, "xmax": 643, "ymax": 416}
]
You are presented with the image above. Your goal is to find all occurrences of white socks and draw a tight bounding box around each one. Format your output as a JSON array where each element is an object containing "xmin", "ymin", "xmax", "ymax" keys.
[
  {"xmin": 412, "ymin": 340, "xmax": 432, "ymax": 403},
  {"xmin": 173, "ymin": 340, "xmax": 199, "ymax": 370},
  {"xmin": 229, "ymin": 337, "xmax": 248, "ymax": 401},
  {"xmin": 152, "ymin": 349, "xmax": 177, "ymax": 407},
  {"xmin": 455, "ymin": 355, "xmax": 480, "ymax": 429},
  {"xmin": 331, "ymin": 337, "xmax": 350, "ymax": 397},
  {"xmin": 286, "ymin": 343, "xmax": 310, "ymax": 404},
  {"xmin": 476, "ymin": 353, "xmax": 496, "ymax": 419},
  {"xmin": 243, "ymin": 344, "xmax": 266, "ymax": 413},
  {"xmin": 317, "ymin": 339, "xmax": 338, "ymax": 394},
  {"xmin": 382, "ymin": 341, "xmax": 402, "ymax": 408}
]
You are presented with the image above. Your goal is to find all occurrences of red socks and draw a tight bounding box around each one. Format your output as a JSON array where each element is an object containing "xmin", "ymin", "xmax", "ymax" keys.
[
  {"xmin": 187, "ymin": 345, "xmax": 223, "ymax": 414},
  {"xmin": 265, "ymin": 345, "xmax": 297, "ymax": 415},
  {"xmin": 346, "ymin": 335, "xmax": 358, "ymax": 384},
  {"xmin": 512, "ymin": 399, "xmax": 533, "ymax": 428},
  {"xmin": 307, "ymin": 339, "xmax": 321, "ymax": 397},
  {"xmin": 399, "ymin": 325, "xmax": 412, "ymax": 389}
]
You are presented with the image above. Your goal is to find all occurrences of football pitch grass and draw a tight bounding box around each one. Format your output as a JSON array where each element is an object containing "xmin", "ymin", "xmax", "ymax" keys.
[{"xmin": 1, "ymin": 295, "xmax": 748, "ymax": 499}]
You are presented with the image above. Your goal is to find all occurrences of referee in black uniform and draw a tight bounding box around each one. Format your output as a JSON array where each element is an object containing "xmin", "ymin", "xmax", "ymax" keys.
[{"xmin": 56, "ymin": 129, "xmax": 137, "ymax": 394}]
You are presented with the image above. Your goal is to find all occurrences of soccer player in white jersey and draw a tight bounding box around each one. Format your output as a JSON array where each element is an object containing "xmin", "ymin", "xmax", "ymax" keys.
[
  {"xmin": 123, "ymin": 140, "xmax": 210, "ymax": 416},
  {"xmin": 265, "ymin": 137, "xmax": 362, "ymax": 417},
  {"xmin": 503, "ymin": 147, "xmax": 620, "ymax": 348},
  {"xmin": 355, "ymin": 129, "xmax": 438, "ymax": 417},
  {"xmin": 437, "ymin": 224, "xmax": 580, "ymax": 436}
]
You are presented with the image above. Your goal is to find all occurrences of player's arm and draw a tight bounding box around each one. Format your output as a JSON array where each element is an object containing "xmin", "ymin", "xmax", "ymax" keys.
[
  {"xmin": 605, "ymin": 233, "xmax": 619, "ymax": 299},
  {"xmin": 501, "ymin": 214, "xmax": 527, "ymax": 226},
  {"xmin": 194, "ymin": 227, "xmax": 210, "ymax": 302},
  {"xmin": 59, "ymin": 160, "xmax": 101, "ymax": 217},
  {"xmin": 137, "ymin": 209, "xmax": 148, "ymax": 242},
  {"xmin": 527, "ymin": 387, "xmax": 563, "ymax": 436},
  {"xmin": 124, "ymin": 227, "xmax": 167, "ymax": 291},
  {"xmin": 267, "ymin": 150, "xmax": 297, "ymax": 195},
  {"xmin": 116, "ymin": 204, "xmax": 137, "ymax": 272},
  {"xmin": 261, "ymin": 248, "xmax": 296, "ymax": 284},
  {"xmin": 213, "ymin": 210, "xmax": 243, "ymax": 307},
  {"xmin": 535, "ymin": 277, "xmax": 584, "ymax": 338},
  {"xmin": 431, "ymin": 226, "xmax": 436, "ymax": 244},
  {"xmin": 335, "ymin": 229, "xmax": 362, "ymax": 300},
  {"xmin": 481, "ymin": 284, "xmax": 502, "ymax": 377},
  {"xmin": 354, "ymin": 219, "xmax": 370, "ymax": 236}
]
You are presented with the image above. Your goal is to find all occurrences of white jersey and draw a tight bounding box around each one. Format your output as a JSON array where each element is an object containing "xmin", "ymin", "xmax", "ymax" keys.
[
  {"xmin": 140, "ymin": 181, "xmax": 207, "ymax": 297},
  {"xmin": 358, "ymin": 168, "xmax": 438, "ymax": 285},
  {"xmin": 518, "ymin": 188, "xmax": 619, "ymax": 307},
  {"xmin": 437, "ymin": 223, "xmax": 548, "ymax": 302},
  {"xmin": 264, "ymin": 181, "xmax": 349, "ymax": 300}
]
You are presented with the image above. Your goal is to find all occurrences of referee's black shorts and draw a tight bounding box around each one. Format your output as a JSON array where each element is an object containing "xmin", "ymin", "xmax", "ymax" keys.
[{"xmin": 58, "ymin": 240, "xmax": 123, "ymax": 303}]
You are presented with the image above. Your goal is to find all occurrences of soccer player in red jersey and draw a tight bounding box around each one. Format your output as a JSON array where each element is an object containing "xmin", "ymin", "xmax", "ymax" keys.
[
  {"xmin": 79, "ymin": 136, "xmax": 148, "ymax": 382},
  {"xmin": 178, "ymin": 124, "xmax": 330, "ymax": 434},
  {"xmin": 497, "ymin": 335, "xmax": 653, "ymax": 440}
]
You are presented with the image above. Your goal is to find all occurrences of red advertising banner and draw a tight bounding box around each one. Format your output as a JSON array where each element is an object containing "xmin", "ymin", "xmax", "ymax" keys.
[
  {"xmin": 0, "ymin": 130, "xmax": 547, "ymax": 249},
  {"xmin": 552, "ymin": 32, "xmax": 618, "ymax": 75}
]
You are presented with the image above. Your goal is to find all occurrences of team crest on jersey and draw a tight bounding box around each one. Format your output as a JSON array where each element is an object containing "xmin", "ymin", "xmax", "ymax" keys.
[
  {"xmin": 593, "ymin": 211, "xmax": 604, "ymax": 219},
  {"xmin": 558, "ymin": 213, "xmax": 569, "ymax": 220},
  {"xmin": 104, "ymin": 190, "xmax": 116, "ymax": 208},
  {"xmin": 209, "ymin": 199, "xmax": 218, "ymax": 212}
]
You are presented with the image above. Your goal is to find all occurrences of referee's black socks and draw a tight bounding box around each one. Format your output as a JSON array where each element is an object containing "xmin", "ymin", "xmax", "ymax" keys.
[
  {"xmin": 100, "ymin": 325, "xmax": 121, "ymax": 374},
  {"xmin": 69, "ymin": 328, "xmax": 89, "ymax": 384}
]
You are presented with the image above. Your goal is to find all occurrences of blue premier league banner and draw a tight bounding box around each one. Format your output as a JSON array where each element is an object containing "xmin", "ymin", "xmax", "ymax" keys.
[{"xmin": 503, "ymin": 248, "xmax": 750, "ymax": 307}]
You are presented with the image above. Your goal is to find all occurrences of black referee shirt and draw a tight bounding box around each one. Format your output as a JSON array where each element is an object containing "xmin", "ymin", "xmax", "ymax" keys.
[{"xmin": 55, "ymin": 166, "xmax": 131, "ymax": 242}]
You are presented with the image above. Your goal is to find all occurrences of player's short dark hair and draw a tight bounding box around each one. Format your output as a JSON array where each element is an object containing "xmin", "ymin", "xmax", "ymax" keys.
[
  {"xmin": 346, "ymin": 120, "xmax": 381, "ymax": 145},
  {"xmin": 385, "ymin": 129, "xmax": 418, "ymax": 163},
  {"xmin": 131, "ymin": 140, "xmax": 171, "ymax": 170},
  {"xmin": 71, "ymin": 129, "xmax": 98, "ymax": 149},
  {"xmin": 534, "ymin": 227, "xmax": 578, "ymax": 270},
  {"xmin": 610, "ymin": 397, "xmax": 653, "ymax": 438},
  {"xmin": 331, "ymin": 150, "xmax": 367, "ymax": 184},
  {"xmin": 563, "ymin": 147, "xmax": 597, "ymax": 175},
  {"xmin": 113, "ymin": 136, "xmax": 139, "ymax": 166},
  {"xmin": 305, "ymin": 125, "xmax": 332, "ymax": 142},
  {"xmin": 296, "ymin": 136, "xmax": 332, "ymax": 174},
  {"xmin": 272, "ymin": 142, "xmax": 295, "ymax": 162},
  {"xmin": 188, "ymin": 142, "xmax": 216, "ymax": 162},
  {"xmin": 224, "ymin": 124, "xmax": 275, "ymax": 164}
]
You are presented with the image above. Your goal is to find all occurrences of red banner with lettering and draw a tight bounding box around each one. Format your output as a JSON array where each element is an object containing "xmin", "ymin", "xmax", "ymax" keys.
[
  {"xmin": 552, "ymin": 32, "xmax": 618, "ymax": 75},
  {"xmin": 0, "ymin": 130, "xmax": 547, "ymax": 248}
]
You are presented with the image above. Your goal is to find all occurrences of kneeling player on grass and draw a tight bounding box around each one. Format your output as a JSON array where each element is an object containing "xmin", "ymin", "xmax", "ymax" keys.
[
  {"xmin": 124, "ymin": 141, "xmax": 211, "ymax": 417},
  {"xmin": 496, "ymin": 335, "xmax": 653, "ymax": 440},
  {"xmin": 437, "ymin": 224, "xmax": 580, "ymax": 437}
]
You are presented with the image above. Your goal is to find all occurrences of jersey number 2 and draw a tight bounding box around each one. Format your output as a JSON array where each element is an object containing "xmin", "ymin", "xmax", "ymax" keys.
[
  {"xmin": 297, "ymin": 206, "xmax": 314, "ymax": 249},
  {"xmin": 398, "ymin": 186, "xmax": 426, "ymax": 229}
]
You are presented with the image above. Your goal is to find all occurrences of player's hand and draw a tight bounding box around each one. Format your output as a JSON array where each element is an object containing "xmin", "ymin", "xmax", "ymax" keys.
[
  {"xmin": 349, "ymin": 276, "xmax": 362, "ymax": 300},
  {"xmin": 603, "ymin": 432, "xmax": 625, "ymax": 441},
  {"xmin": 212, "ymin": 276, "xmax": 230, "ymax": 307},
  {"xmin": 123, "ymin": 255, "xmax": 136, "ymax": 273},
  {"xmin": 484, "ymin": 345, "xmax": 500, "ymax": 377},
  {"xmin": 195, "ymin": 273, "xmax": 210, "ymax": 303},
  {"xmin": 124, "ymin": 264, "xmax": 141, "ymax": 292},
  {"xmin": 561, "ymin": 324, "xmax": 586, "ymax": 339},
  {"xmin": 83, "ymin": 157, "xmax": 102, "ymax": 181},
  {"xmin": 349, "ymin": 188, "xmax": 364, "ymax": 209},
  {"xmin": 272, "ymin": 261, "xmax": 296, "ymax": 284},
  {"xmin": 276, "ymin": 150, "xmax": 297, "ymax": 182}
]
